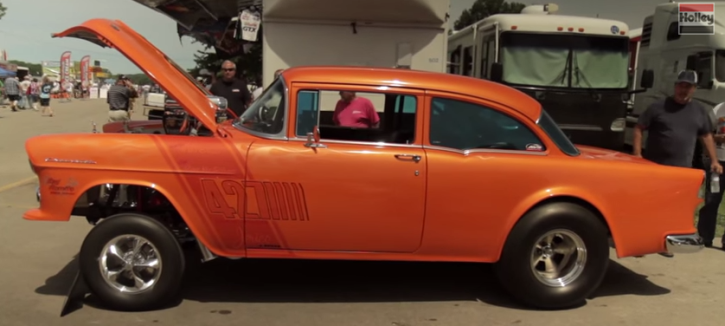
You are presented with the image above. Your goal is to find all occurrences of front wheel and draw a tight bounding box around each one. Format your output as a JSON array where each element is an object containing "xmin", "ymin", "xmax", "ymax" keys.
[
  {"xmin": 79, "ymin": 213, "xmax": 186, "ymax": 311},
  {"xmin": 495, "ymin": 202, "xmax": 610, "ymax": 309}
]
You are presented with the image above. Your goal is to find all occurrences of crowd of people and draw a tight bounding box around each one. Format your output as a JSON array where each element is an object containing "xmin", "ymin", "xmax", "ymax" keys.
[{"xmin": 2, "ymin": 75, "xmax": 56, "ymax": 116}]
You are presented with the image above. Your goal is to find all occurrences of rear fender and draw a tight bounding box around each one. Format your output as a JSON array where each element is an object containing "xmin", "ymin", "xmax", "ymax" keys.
[{"xmin": 494, "ymin": 186, "xmax": 615, "ymax": 260}]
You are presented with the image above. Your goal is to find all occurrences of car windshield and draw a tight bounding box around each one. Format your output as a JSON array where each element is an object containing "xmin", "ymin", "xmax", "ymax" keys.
[
  {"xmin": 233, "ymin": 77, "xmax": 286, "ymax": 136},
  {"xmin": 165, "ymin": 55, "xmax": 210, "ymax": 95},
  {"xmin": 500, "ymin": 32, "xmax": 629, "ymax": 90},
  {"xmin": 537, "ymin": 110, "xmax": 580, "ymax": 156}
]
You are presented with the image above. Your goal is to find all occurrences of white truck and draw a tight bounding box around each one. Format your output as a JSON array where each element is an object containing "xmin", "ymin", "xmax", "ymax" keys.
[
  {"xmin": 624, "ymin": 2, "xmax": 725, "ymax": 148},
  {"xmin": 447, "ymin": 4, "xmax": 639, "ymax": 150}
]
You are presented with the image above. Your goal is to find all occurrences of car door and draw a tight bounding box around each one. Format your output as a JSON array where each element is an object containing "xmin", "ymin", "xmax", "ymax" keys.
[
  {"xmin": 244, "ymin": 83, "xmax": 427, "ymax": 253},
  {"xmin": 420, "ymin": 91, "xmax": 555, "ymax": 260}
]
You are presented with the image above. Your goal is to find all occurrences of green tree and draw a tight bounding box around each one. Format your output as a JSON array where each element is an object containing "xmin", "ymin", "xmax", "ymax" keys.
[
  {"xmin": 0, "ymin": 2, "xmax": 7, "ymax": 20},
  {"xmin": 454, "ymin": 0, "xmax": 527, "ymax": 30},
  {"xmin": 189, "ymin": 39, "xmax": 262, "ymax": 83},
  {"xmin": 9, "ymin": 60, "xmax": 42, "ymax": 75}
]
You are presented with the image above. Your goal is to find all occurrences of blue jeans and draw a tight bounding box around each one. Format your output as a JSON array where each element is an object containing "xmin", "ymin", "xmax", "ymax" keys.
[{"xmin": 698, "ymin": 158, "xmax": 725, "ymax": 245}]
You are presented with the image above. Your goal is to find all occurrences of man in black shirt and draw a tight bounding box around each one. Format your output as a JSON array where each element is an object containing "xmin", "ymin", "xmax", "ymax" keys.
[{"xmin": 209, "ymin": 60, "xmax": 252, "ymax": 118}]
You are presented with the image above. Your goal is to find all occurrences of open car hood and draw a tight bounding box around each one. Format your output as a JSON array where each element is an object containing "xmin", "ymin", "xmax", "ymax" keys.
[{"xmin": 52, "ymin": 19, "xmax": 218, "ymax": 131}]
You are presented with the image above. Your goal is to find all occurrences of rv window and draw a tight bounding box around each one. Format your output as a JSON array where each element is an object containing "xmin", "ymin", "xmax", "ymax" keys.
[
  {"xmin": 716, "ymin": 51, "xmax": 725, "ymax": 82},
  {"xmin": 499, "ymin": 32, "xmax": 628, "ymax": 89},
  {"xmin": 666, "ymin": 23, "xmax": 681, "ymax": 41},
  {"xmin": 463, "ymin": 46, "xmax": 473, "ymax": 76},
  {"xmin": 480, "ymin": 41, "xmax": 489, "ymax": 78},
  {"xmin": 695, "ymin": 52, "xmax": 713, "ymax": 87},
  {"xmin": 449, "ymin": 48, "xmax": 461, "ymax": 74}
]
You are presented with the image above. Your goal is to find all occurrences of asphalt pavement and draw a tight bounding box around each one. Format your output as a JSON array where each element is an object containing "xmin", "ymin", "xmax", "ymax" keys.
[{"xmin": 0, "ymin": 99, "xmax": 724, "ymax": 326}]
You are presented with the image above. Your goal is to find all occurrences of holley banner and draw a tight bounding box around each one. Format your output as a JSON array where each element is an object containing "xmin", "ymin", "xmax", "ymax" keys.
[
  {"xmin": 60, "ymin": 51, "xmax": 71, "ymax": 86},
  {"xmin": 80, "ymin": 55, "xmax": 90, "ymax": 86}
]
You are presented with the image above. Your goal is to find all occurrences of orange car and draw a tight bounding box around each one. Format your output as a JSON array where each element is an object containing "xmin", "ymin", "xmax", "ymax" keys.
[{"xmin": 25, "ymin": 19, "xmax": 704, "ymax": 313}]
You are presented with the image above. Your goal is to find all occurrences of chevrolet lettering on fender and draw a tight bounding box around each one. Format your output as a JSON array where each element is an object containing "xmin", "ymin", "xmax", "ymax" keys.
[{"xmin": 24, "ymin": 18, "xmax": 705, "ymax": 316}]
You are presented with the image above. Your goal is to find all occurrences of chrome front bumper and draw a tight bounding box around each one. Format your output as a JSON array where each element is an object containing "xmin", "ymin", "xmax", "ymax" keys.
[{"xmin": 665, "ymin": 234, "xmax": 704, "ymax": 254}]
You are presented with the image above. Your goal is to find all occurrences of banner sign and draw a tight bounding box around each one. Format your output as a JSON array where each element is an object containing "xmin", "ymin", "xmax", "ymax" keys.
[
  {"xmin": 60, "ymin": 51, "xmax": 72, "ymax": 86},
  {"xmin": 80, "ymin": 55, "xmax": 91, "ymax": 87},
  {"xmin": 239, "ymin": 9, "xmax": 261, "ymax": 42}
]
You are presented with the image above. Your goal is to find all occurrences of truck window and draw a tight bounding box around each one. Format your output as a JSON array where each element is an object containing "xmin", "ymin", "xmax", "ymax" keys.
[
  {"xmin": 499, "ymin": 32, "xmax": 629, "ymax": 89},
  {"xmin": 716, "ymin": 51, "xmax": 725, "ymax": 82},
  {"xmin": 666, "ymin": 22, "xmax": 681, "ymax": 41}
]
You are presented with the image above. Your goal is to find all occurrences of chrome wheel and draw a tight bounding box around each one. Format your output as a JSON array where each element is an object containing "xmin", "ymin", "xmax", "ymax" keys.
[
  {"xmin": 98, "ymin": 234, "xmax": 162, "ymax": 294},
  {"xmin": 530, "ymin": 229, "xmax": 587, "ymax": 287}
]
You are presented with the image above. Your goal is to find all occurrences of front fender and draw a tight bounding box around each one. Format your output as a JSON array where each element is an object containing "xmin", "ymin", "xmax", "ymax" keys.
[{"xmin": 25, "ymin": 169, "xmax": 231, "ymax": 257}]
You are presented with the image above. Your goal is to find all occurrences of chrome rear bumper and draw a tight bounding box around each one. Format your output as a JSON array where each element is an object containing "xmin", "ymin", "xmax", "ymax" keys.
[{"xmin": 665, "ymin": 234, "xmax": 704, "ymax": 254}]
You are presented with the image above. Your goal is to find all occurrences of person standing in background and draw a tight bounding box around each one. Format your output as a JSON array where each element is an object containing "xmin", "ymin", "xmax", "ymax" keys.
[
  {"xmin": 19, "ymin": 76, "xmax": 31, "ymax": 109},
  {"xmin": 28, "ymin": 78, "xmax": 40, "ymax": 111},
  {"xmin": 107, "ymin": 78, "xmax": 131, "ymax": 122},
  {"xmin": 209, "ymin": 60, "xmax": 252, "ymax": 118},
  {"xmin": 698, "ymin": 101, "xmax": 725, "ymax": 249},
  {"xmin": 3, "ymin": 76, "xmax": 20, "ymax": 111},
  {"xmin": 632, "ymin": 70, "xmax": 723, "ymax": 256},
  {"xmin": 39, "ymin": 76, "xmax": 54, "ymax": 117}
]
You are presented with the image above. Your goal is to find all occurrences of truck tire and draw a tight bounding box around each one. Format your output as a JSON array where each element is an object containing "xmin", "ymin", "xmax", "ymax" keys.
[
  {"xmin": 79, "ymin": 213, "xmax": 185, "ymax": 311},
  {"xmin": 495, "ymin": 202, "xmax": 610, "ymax": 309}
]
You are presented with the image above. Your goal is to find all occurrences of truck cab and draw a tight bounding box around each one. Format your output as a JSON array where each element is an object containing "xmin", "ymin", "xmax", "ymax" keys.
[
  {"xmin": 447, "ymin": 4, "xmax": 635, "ymax": 150},
  {"xmin": 625, "ymin": 2, "xmax": 725, "ymax": 148}
]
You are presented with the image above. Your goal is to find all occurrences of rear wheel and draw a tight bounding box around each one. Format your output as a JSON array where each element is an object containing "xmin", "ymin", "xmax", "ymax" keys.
[
  {"xmin": 495, "ymin": 202, "xmax": 610, "ymax": 309},
  {"xmin": 79, "ymin": 213, "xmax": 185, "ymax": 311}
]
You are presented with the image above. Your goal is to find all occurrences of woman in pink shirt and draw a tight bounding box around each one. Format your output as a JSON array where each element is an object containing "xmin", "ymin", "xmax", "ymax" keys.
[{"xmin": 332, "ymin": 91, "xmax": 380, "ymax": 128}]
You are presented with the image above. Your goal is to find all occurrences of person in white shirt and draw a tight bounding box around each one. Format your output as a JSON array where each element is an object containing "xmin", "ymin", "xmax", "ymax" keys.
[
  {"xmin": 698, "ymin": 101, "xmax": 725, "ymax": 249},
  {"xmin": 19, "ymin": 76, "xmax": 31, "ymax": 109}
]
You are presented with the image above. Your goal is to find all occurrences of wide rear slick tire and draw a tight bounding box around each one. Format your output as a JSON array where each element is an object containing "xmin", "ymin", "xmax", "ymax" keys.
[
  {"xmin": 496, "ymin": 202, "xmax": 610, "ymax": 309},
  {"xmin": 79, "ymin": 213, "xmax": 186, "ymax": 311}
]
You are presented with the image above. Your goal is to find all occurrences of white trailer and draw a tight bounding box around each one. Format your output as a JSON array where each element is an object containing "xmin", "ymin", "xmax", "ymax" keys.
[
  {"xmin": 447, "ymin": 4, "xmax": 636, "ymax": 150},
  {"xmin": 624, "ymin": 2, "xmax": 725, "ymax": 148},
  {"xmin": 261, "ymin": 0, "xmax": 450, "ymax": 86}
]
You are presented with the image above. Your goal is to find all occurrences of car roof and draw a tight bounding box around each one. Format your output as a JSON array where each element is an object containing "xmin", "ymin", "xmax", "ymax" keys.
[{"xmin": 281, "ymin": 66, "xmax": 542, "ymax": 121}]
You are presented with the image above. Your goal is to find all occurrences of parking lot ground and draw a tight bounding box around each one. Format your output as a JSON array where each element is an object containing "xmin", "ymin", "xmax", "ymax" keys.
[{"xmin": 1, "ymin": 99, "xmax": 725, "ymax": 326}]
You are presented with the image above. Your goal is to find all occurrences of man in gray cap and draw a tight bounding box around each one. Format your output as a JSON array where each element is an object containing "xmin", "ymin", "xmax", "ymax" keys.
[
  {"xmin": 633, "ymin": 70, "xmax": 721, "ymax": 171},
  {"xmin": 633, "ymin": 70, "xmax": 722, "ymax": 254}
]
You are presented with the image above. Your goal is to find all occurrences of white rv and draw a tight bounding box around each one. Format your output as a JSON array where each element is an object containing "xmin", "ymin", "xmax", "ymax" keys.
[
  {"xmin": 447, "ymin": 4, "xmax": 636, "ymax": 150},
  {"xmin": 625, "ymin": 1, "xmax": 725, "ymax": 147},
  {"xmin": 261, "ymin": 0, "xmax": 450, "ymax": 86}
]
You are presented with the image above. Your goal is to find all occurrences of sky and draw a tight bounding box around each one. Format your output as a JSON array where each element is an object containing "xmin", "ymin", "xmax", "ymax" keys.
[{"xmin": 0, "ymin": 0, "xmax": 691, "ymax": 74}]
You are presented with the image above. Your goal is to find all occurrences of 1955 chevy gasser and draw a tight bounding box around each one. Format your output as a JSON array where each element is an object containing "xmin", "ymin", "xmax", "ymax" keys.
[{"xmin": 26, "ymin": 19, "xmax": 704, "ymax": 314}]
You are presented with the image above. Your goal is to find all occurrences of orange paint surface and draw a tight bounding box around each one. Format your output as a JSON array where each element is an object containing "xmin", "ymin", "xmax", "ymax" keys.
[{"xmin": 23, "ymin": 19, "xmax": 705, "ymax": 263}]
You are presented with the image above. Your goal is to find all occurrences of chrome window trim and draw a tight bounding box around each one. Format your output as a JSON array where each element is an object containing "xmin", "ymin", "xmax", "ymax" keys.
[
  {"xmin": 289, "ymin": 137, "xmax": 422, "ymax": 149},
  {"xmin": 423, "ymin": 145, "xmax": 547, "ymax": 156},
  {"xmin": 232, "ymin": 76, "xmax": 290, "ymax": 140},
  {"xmin": 428, "ymin": 97, "xmax": 547, "ymax": 154}
]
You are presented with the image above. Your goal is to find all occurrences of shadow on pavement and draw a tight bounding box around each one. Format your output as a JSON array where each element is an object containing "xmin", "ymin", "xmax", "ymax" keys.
[{"xmin": 35, "ymin": 251, "xmax": 670, "ymax": 314}]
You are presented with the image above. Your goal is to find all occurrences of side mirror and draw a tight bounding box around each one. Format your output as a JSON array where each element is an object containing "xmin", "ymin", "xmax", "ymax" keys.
[
  {"xmin": 304, "ymin": 126, "xmax": 326, "ymax": 149},
  {"xmin": 207, "ymin": 95, "xmax": 229, "ymax": 123},
  {"xmin": 490, "ymin": 63, "xmax": 503, "ymax": 82},
  {"xmin": 313, "ymin": 125, "xmax": 321, "ymax": 143},
  {"xmin": 640, "ymin": 69, "xmax": 654, "ymax": 89}
]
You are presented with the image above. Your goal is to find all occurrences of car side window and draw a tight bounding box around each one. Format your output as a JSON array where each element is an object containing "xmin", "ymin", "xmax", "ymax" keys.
[
  {"xmin": 429, "ymin": 97, "xmax": 545, "ymax": 152},
  {"xmin": 295, "ymin": 89, "xmax": 418, "ymax": 145}
]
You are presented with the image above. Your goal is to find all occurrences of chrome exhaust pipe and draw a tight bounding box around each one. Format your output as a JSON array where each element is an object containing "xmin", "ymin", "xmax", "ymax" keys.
[{"xmin": 197, "ymin": 240, "xmax": 218, "ymax": 262}]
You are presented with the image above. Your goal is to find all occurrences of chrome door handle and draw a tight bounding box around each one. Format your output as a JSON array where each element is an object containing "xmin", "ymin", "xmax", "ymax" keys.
[{"xmin": 394, "ymin": 154, "xmax": 421, "ymax": 162}]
